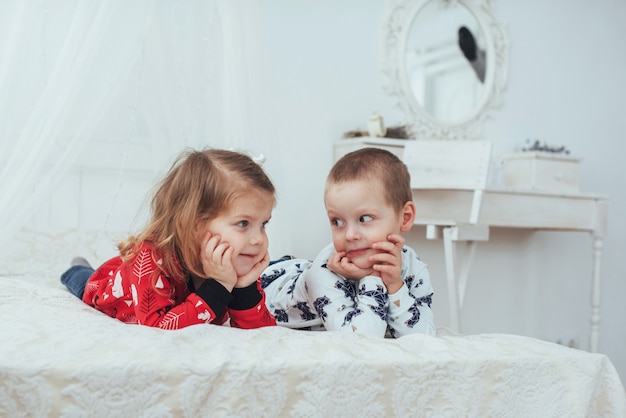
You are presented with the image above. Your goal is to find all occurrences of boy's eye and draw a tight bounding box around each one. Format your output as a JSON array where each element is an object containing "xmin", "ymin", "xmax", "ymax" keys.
[
  {"xmin": 331, "ymin": 218, "xmax": 344, "ymax": 227},
  {"xmin": 237, "ymin": 220, "xmax": 249, "ymax": 227},
  {"xmin": 262, "ymin": 221, "xmax": 269, "ymax": 229},
  {"xmin": 359, "ymin": 215, "xmax": 373, "ymax": 223}
]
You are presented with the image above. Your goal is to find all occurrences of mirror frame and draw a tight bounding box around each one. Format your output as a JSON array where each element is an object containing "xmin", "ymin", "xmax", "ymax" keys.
[{"xmin": 382, "ymin": 0, "xmax": 509, "ymax": 140}]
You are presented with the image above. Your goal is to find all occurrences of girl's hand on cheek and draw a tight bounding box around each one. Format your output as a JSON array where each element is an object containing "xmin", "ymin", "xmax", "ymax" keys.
[
  {"xmin": 235, "ymin": 251, "xmax": 270, "ymax": 288},
  {"xmin": 200, "ymin": 232, "xmax": 237, "ymax": 291},
  {"xmin": 327, "ymin": 251, "xmax": 375, "ymax": 280}
]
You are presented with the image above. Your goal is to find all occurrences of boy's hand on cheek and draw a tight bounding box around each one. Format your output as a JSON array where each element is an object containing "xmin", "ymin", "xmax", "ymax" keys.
[
  {"xmin": 327, "ymin": 251, "xmax": 375, "ymax": 280},
  {"xmin": 370, "ymin": 234, "xmax": 405, "ymax": 294},
  {"xmin": 200, "ymin": 232, "xmax": 237, "ymax": 291},
  {"xmin": 235, "ymin": 251, "xmax": 270, "ymax": 288}
]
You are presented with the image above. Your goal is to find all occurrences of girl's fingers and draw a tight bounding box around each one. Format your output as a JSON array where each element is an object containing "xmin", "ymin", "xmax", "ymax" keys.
[
  {"xmin": 203, "ymin": 234, "xmax": 220, "ymax": 254},
  {"xmin": 253, "ymin": 252, "xmax": 270, "ymax": 274},
  {"xmin": 209, "ymin": 244, "xmax": 231, "ymax": 268},
  {"xmin": 201, "ymin": 231, "xmax": 211, "ymax": 246},
  {"xmin": 222, "ymin": 246, "xmax": 234, "ymax": 264},
  {"xmin": 206, "ymin": 236, "xmax": 231, "ymax": 263}
]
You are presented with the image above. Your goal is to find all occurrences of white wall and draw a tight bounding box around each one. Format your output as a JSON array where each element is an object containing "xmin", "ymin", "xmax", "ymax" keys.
[{"xmin": 259, "ymin": 0, "xmax": 626, "ymax": 382}]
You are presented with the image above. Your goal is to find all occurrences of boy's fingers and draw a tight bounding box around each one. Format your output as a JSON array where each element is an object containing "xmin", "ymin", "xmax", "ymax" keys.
[
  {"xmin": 373, "ymin": 241, "xmax": 399, "ymax": 254},
  {"xmin": 372, "ymin": 241, "xmax": 390, "ymax": 250},
  {"xmin": 370, "ymin": 252, "xmax": 398, "ymax": 266},
  {"xmin": 386, "ymin": 234, "xmax": 405, "ymax": 246}
]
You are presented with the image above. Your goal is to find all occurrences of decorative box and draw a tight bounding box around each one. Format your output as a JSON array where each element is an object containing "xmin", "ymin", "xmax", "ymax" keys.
[{"xmin": 502, "ymin": 152, "xmax": 581, "ymax": 192}]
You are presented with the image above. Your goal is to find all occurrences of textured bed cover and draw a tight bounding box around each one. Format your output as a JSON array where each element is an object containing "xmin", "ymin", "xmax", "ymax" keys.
[{"xmin": 1, "ymin": 272, "xmax": 625, "ymax": 417}]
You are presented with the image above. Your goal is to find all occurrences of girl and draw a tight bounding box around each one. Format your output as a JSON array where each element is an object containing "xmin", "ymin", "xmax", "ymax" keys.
[{"xmin": 61, "ymin": 148, "xmax": 276, "ymax": 329}]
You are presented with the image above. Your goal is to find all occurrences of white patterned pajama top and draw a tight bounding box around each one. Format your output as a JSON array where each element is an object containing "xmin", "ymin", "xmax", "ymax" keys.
[{"xmin": 261, "ymin": 243, "xmax": 435, "ymax": 337}]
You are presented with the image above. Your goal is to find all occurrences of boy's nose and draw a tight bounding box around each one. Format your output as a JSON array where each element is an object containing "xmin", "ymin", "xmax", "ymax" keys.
[{"xmin": 345, "ymin": 224, "xmax": 361, "ymax": 240}]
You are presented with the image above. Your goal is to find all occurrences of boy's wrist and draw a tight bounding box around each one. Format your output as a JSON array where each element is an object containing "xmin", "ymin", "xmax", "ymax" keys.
[
  {"xmin": 385, "ymin": 281, "xmax": 404, "ymax": 295},
  {"xmin": 358, "ymin": 275, "xmax": 385, "ymax": 288}
]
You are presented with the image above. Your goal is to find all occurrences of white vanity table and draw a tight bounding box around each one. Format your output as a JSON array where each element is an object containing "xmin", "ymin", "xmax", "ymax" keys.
[
  {"xmin": 375, "ymin": 0, "xmax": 608, "ymax": 352},
  {"xmin": 334, "ymin": 137, "xmax": 608, "ymax": 353}
]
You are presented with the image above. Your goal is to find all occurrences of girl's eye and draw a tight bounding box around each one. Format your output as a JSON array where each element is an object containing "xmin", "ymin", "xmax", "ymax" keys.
[
  {"xmin": 237, "ymin": 220, "xmax": 249, "ymax": 227},
  {"xmin": 359, "ymin": 215, "xmax": 373, "ymax": 223},
  {"xmin": 331, "ymin": 218, "xmax": 344, "ymax": 227},
  {"xmin": 262, "ymin": 221, "xmax": 269, "ymax": 229}
]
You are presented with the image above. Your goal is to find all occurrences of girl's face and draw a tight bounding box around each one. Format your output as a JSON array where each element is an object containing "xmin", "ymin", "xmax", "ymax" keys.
[
  {"xmin": 204, "ymin": 189, "xmax": 274, "ymax": 277},
  {"xmin": 325, "ymin": 179, "xmax": 404, "ymax": 269}
]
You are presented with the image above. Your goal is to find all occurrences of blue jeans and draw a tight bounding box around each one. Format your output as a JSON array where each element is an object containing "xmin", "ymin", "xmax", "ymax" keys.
[{"xmin": 60, "ymin": 265, "xmax": 95, "ymax": 299}]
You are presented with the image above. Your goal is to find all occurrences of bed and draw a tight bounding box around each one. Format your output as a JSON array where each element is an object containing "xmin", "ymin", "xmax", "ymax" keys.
[{"xmin": 1, "ymin": 229, "xmax": 625, "ymax": 417}]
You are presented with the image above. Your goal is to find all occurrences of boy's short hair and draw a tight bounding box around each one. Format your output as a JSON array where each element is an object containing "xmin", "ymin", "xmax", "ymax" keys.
[{"xmin": 326, "ymin": 147, "xmax": 412, "ymax": 212}]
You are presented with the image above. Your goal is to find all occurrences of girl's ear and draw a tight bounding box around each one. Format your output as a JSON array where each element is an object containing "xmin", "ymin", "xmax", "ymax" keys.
[
  {"xmin": 194, "ymin": 217, "xmax": 206, "ymax": 234},
  {"xmin": 400, "ymin": 201, "xmax": 416, "ymax": 232}
]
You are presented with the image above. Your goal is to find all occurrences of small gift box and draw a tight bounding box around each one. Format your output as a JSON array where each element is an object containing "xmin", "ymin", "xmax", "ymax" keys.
[{"xmin": 502, "ymin": 152, "xmax": 581, "ymax": 193}]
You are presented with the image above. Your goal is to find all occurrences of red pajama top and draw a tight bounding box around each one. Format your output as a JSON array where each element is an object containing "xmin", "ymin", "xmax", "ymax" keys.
[{"xmin": 82, "ymin": 241, "xmax": 276, "ymax": 329}]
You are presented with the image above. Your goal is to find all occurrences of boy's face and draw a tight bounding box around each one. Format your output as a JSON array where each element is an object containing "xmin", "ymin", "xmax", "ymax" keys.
[
  {"xmin": 205, "ymin": 189, "xmax": 273, "ymax": 277},
  {"xmin": 324, "ymin": 178, "xmax": 405, "ymax": 269}
]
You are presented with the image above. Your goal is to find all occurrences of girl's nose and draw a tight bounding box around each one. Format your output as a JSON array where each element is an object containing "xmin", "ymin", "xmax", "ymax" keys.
[{"xmin": 250, "ymin": 228, "xmax": 265, "ymax": 245}]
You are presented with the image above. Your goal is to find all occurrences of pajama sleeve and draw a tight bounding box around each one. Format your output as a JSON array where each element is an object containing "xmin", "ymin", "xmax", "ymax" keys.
[
  {"xmin": 386, "ymin": 247, "xmax": 436, "ymax": 337},
  {"xmin": 228, "ymin": 280, "xmax": 277, "ymax": 329},
  {"xmin": 84, "ymin": 246, "xmax": 233, "ymax": 329},
  {"xmin": 303, "ymin": 244, "xmax": 389, "ymax": 337}
]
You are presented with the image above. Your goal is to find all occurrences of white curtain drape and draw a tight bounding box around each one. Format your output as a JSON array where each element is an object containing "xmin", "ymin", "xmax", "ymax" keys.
[{"xmin": 0, "ymin": 0, "xmax": 285, "ymax": 256}]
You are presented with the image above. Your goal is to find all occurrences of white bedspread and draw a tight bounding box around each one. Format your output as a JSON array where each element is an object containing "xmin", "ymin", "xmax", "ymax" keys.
[
  {"xmin": 0, "ymin": 229, "xmax": 624, "ymax": 416},
  {"xmin": 1, "ymin": 272, "xmax": 625, "ymax": 418}
]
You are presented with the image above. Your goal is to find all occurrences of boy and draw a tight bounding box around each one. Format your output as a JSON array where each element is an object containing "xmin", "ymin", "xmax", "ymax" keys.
[{"xmin": 261, "ymin": 147, "xmax": 435, "ymax": 337}]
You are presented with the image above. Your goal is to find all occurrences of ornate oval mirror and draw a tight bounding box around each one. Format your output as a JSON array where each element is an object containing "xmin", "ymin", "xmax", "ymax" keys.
[{"xmin": 383, "ymin": 0, "xmax": 508, "ymax": 139}]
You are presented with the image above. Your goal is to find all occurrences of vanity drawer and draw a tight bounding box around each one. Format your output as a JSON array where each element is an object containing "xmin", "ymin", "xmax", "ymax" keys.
[{"xmin": 502, "ymin": 152, "xmax": 581, "ymax": 192}]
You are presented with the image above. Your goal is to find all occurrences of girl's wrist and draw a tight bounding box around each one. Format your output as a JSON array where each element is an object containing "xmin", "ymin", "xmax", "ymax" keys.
[
  {"xmin": 229, "ymin": 282, "xmax": 262, "ymax": 310},
  {"xmin": 195, "ymin": 279, "xmax": 233, "ymax": 316},
  {"xmin": 214, "ymin": 277, "xmax": 235, "ymax": 292}
]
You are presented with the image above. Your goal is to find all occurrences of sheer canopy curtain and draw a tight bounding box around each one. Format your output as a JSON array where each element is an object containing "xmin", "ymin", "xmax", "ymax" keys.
[{"xmin": 0, "ymin": 0, "xmax": 287, "ymax": 258}]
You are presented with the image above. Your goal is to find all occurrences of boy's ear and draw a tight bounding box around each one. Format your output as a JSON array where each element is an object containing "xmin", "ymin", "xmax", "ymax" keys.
[{"xmin": 400, "ymin": 201, "xmax": 416, "ymax": 232}]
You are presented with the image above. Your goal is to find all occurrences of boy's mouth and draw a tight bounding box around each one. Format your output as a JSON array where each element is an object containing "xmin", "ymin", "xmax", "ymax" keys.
[{"xmin": 347, "ymin": 248, "xmax": 369, "ymax": 258}]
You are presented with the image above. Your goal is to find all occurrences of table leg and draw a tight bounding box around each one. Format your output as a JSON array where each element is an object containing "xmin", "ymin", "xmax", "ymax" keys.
[
  {"xmin": 589, "ymin": 236, "xmax": 603, "ymax": 353},
  {"xmin": 443, "ymin": 228, "xmax": 460, "ymax": 332}
]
